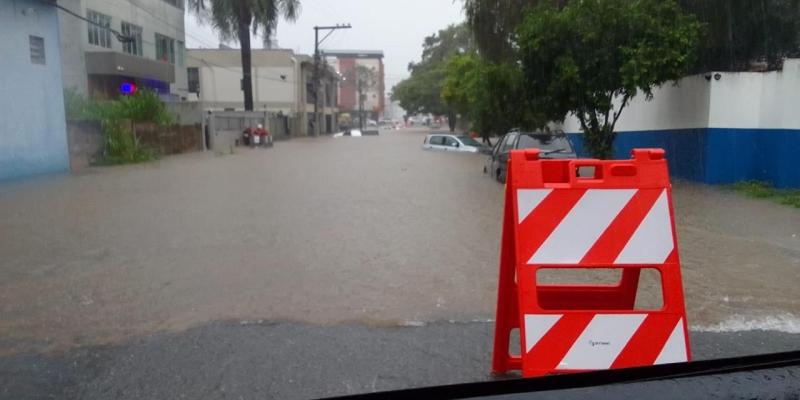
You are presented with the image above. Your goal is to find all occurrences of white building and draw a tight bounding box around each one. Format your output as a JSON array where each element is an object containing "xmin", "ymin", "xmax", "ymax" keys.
[
  {"xmin": 186, "ymin": 48, "xmax": 340, "ymax": 135},
  {"xmin": 56, "ymin": 0, "xmax": 188, "ymax": 100}
]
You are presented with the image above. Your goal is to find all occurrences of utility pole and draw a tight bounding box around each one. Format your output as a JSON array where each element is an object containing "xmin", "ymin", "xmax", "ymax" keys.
[
  {"xmin": 358, "ymin": 77, "xmax": 364, "ymax": 130},
  {"xmin": 313, "ymin": 24, "xmax": 351, "ymax": 136}
]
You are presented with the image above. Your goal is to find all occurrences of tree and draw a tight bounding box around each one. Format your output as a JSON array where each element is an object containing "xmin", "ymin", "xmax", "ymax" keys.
[
  {"xmin": 391, "ymin": 24, "xmax": 473, "ymax": 121},
  {"xmin": 677, "ymin": 0, "xmax": 800, "ymax": 71},
  {"xmin": 462, "ymin": 0, "xmax": 565, "ymax": 62},
  {"xmin": 442, "ymin": 53, "xmax": 544, "ymax": 143},
  {"xmin": 188, "ymin": 0, "xmax": 300, "ymax": 111},
  {"xmin": 517, "ymin": 0, "xmax": 700, "ymax": 159}
]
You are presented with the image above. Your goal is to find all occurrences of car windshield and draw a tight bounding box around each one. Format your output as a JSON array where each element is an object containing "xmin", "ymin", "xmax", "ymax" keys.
[
  {"xmin": 517, "ymin": 133, "xmax": 573, "ymax": 152},
  {"xmin": 458, "ymin": 136, "xmax": 483, "ymax": 147},
  {"xmin": 3, "ymin": 0, "xmax": 799, "ymax": 399}
]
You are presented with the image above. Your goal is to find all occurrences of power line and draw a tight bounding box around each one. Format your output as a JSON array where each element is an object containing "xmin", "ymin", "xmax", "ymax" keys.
[
  {"xmin": 49, "ymin": 0, "xmax": 302, "ymax": 88},
  {"xmin": 185, "ymin": 53, "xmax": 300, "ymax": 85},
  {"xmin": 131, "ymin": 33, "xmax": 300, "ymax": 84},
  {"xmin": 44, "ymin": 0, "xmax": 134, "ymax": 43},
  {"xmin": 127, "ymin": 0, "xmax": 220, "ymax": 49}
]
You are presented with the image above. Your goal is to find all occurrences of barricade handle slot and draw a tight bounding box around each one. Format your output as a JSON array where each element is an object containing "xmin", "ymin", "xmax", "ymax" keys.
[{"xmin": 571, "ymin": 161, "xmax": 604, "ymax": 182}]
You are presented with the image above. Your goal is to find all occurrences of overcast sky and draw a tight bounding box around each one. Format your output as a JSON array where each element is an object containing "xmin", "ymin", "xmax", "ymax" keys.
[{"xmin": 185, "ymin": 0, "xmax": 465, "ymax": 92}]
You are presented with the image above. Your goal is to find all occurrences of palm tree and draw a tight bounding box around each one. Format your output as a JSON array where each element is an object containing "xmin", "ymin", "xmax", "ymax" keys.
[{"xmin": 188, "ymin": 0, "xmax": 300, "ymax": 111}]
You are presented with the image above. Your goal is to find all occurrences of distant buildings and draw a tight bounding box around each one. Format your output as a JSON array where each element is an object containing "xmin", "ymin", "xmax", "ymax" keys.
[
  {"xmin": 56, "ymin": 0, "xmax": 188, "ymax": 100},
  {"xmin": 186, "ymin": 48, "xmax": 340, "ymax": 135},
  {"xmin": 384, "ymin": 97, "xmax": 405, "ymax": 122},
  {"xmin": 324, "ymin": 50, "xmax": 386, "ymax": 120}
]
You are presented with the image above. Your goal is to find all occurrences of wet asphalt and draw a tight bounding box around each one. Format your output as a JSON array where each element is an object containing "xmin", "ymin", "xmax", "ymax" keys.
[
  {"xmin": 1, "ymin": 129, "xmax": 799, "ymax": 399},
  {"xmin": 2, "ymin": 321, "xmax": 800, "ymax": 400}
]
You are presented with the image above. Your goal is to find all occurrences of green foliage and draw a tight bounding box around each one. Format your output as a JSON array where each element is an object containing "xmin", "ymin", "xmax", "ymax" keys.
[
  {"xmin": 462, "ymin": 0, "xmax": 565, "ymax": 62},
  {"xmin": 63, "ymin": 87, "xmax": 104, "ymax": 121},
  {"xmin": 517, "ymin": 0, "xmax": 700, "ymax": 159},
  {"xmin": 107, "ymin": 89, "xmax": 172, "ymax": 125},
  {"xmin": 441, "ymin": 53, "xmax": 482, "ymax": 117},
  {"xmin": 677, "ymin": 0, "xmax": 800, "ymax": 72},
  {"xmin": 392, "ymin": 66, "xmax": 448, "ymax": 115},
  {"xmin": 442, "ymin": 53, "xmax": 545, "ymax": 139},
  {"xmin": 100, "ymin": 122, "xmax": 155, "ymax": 165},
  {"xmin": 187, "ymin": 0, "xmax": 299, "ymax": 43},
  {"xmin": 99, "ymin": 90, "xmax": 170, "ymax": 164},
  {"xmin": 391, "ymin": 24, "xmax": 474, "ymax": 116},
  {"xmin": 63, "ymin": 89, "xmax": 170, "ymax": 164},
  {"xmin": 731, "ymin": 181, "xmax": 800, "ymax": 208}
]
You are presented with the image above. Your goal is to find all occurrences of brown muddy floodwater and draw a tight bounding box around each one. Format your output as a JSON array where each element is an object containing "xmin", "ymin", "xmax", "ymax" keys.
[{"xmin": 1, "ymin": 129, "xmax": 799, "ymax": 355}]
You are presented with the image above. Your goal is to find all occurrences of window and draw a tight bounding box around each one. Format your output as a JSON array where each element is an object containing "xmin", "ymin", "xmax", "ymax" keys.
[
  {"xmin": 458, "ymin": 136, "xmax": 483, "ymax": 147},
  {"xmin": 120, "ymin": 22, "xmax": 143, "ymax": 56},
  {"xmin": 443, "ymin": 136, "xmax": 459, "ymax": 147},
  {"xmin": 87, "ymin": 10, "xmax": 111, "ymax": 48},
  {"xmin": 501, "ymin": 133, "xmax": 518, "ymax": 153},
  {"xmin": 155, "ymin": 33, "xmax": 175, "ymax": 64},
  {"xmin": 517, "ymin": 133, "xmax": 574, "ymax": 152},
  {"xmin": 176, "ymin": 41, "xmax": 185, "ymax": 67},
  {"xmin": 429, "ymin": 136, "xmax": 445, "ymax": 145},
  {"xmin": 325, "ymin": 84, "xmax": 334, "ymax": 107},
  {"xmin": 306, "ymin": 82, "xmax": 315, "ymax": 104},
  {"xmin": 29, "ymin": 36, "xmax": 45, "ymax": 65},
  {"xmin": 188, "ymin": 67, "xmax": 200, "ymax": 94}
]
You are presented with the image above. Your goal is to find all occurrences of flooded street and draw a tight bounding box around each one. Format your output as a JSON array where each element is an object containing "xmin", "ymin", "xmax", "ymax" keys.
[{"xmin": 1, "ymin": 128, "xmax": 799, "ymax": 357}]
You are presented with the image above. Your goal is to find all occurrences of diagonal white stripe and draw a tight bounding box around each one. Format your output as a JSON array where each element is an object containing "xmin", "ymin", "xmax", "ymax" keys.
[
  {"xmin": 654, "ymin": 318, "xmax": 689, "ymax": 364},
  {"xmin": 557, "ymin": 314, "xmax": 647, "ymax": 370},
  {"xmin": 529, "ymin": 189, "xmax": 637, "ymax": 264},
  {"xmin": 615, "ymin": 190, "xmax": 675, "ymax": 264},
  {"xmin": 517, "ymin": 189, "xmax": 553, "ymax": 224},
  {"xmin": 524, "ymin": 314, "xmax": 562, "ymax": 352}
]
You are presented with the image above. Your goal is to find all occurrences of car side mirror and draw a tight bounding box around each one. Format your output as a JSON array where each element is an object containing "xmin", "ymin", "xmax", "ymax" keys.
[{"xmin": 452, "ymin": 143, "xmax": 459, "ymax": 147}]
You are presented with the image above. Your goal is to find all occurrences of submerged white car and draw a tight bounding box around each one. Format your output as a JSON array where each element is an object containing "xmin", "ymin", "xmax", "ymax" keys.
[{"xmin": 422, "ymin": 134, "xmax": 486, "ymax": 153}]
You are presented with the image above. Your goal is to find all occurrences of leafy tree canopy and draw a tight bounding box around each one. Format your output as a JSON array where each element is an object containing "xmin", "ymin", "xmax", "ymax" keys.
[
  {"xmin": 517, "ymin": 0, "xmax": 700, "ymax": 158},
  {"xmin": 442, "ymin": 53, "xmax": 544, "ymax": 139},
  {"xmin": 391, "ymin": 24, "xmax": 473, "ymax": 116},
  {"xmin": 465, "ymin": 0, "xmax": 800, "ymax": 70},
  {"xmin": 677, "ymin": 0, "xmax": 800, "ymax": 71},
  {"xmin": 462, "ymin": 0, "xmax": 565, "ymax": 62},
  {"xmin": 188, "ymin": 0, "xmax": 299, "ymax": 43}
]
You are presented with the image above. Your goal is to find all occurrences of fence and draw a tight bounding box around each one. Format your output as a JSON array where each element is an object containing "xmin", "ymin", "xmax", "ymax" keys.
[
  {"xmin": 133, "ymin": 122, "xmax": 203, "ymax": 155},
  {"xmin": 67, "ymin": 121, "xmax": 203, "ymax": 171},
  {"xmin": 563, "ymin": 59, "xmax": 800, "ymax": 188}
]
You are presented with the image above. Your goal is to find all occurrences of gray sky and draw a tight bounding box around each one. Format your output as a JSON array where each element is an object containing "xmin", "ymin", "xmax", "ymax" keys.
[{"xmin": 185, "ymin": 0, "xmax": 465, "ymax": 92}]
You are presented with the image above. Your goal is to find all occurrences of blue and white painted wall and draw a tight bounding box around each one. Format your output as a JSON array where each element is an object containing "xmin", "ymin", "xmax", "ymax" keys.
[
  {"xmin": 563, "ymin": 60, "xmax": 800, "ymax": 188},
  {"xmin": 0, "ymin": 0, "xmax": 69, "ymax": 181}
]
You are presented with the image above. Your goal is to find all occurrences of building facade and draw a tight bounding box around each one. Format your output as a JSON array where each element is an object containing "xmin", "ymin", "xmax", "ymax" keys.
[
  {"xmin": 324, "ymin": 50, "xmax": 385, "ymax": 120},
  {"xmin": 56, "ymin": 0, "xmax": 188, "ymax": 100},
  {"xmin": 0, "ymin": 0, "xmax": 70, "ymax": 180},
  {"xmin": 186, "ymin": 48, "xmax": 339, "ymax": 136}
]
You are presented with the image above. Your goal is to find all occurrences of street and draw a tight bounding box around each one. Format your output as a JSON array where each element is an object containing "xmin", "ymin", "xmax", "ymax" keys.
[{"xmin": 1, "ymin": 128, "xmax": 799, "ymax": 399}]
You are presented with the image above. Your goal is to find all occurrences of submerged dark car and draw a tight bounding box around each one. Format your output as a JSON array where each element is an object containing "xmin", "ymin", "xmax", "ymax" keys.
[{"xmin": 484, "ymin": 129, "xmax": 577, "ymax": 183}]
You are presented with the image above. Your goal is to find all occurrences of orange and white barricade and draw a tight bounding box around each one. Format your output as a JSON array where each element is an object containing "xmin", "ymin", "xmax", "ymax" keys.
[{"xmin": 492, "ymin": 148, "xmax": 691, "ymax": 377}]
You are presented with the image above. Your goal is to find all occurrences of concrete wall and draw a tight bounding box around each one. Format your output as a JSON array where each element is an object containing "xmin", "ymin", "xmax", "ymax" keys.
[
  {"xmin": 57, "ymin": 0, "xmax": 188, "ymax": 97},
  {"xmin": 58, "ymin": 0, "xmax": 88, "ymax": 94},
  {"xmin": 564, "ymin": 60, "xmax": 800, "ymax": 188},
  {"xmin": 0, "ymin": 0, "xmax": 70, "ymax": 181},
  {"xmin": 67, "ymin": 121, "xmax": 104, "ymax": 171}
]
